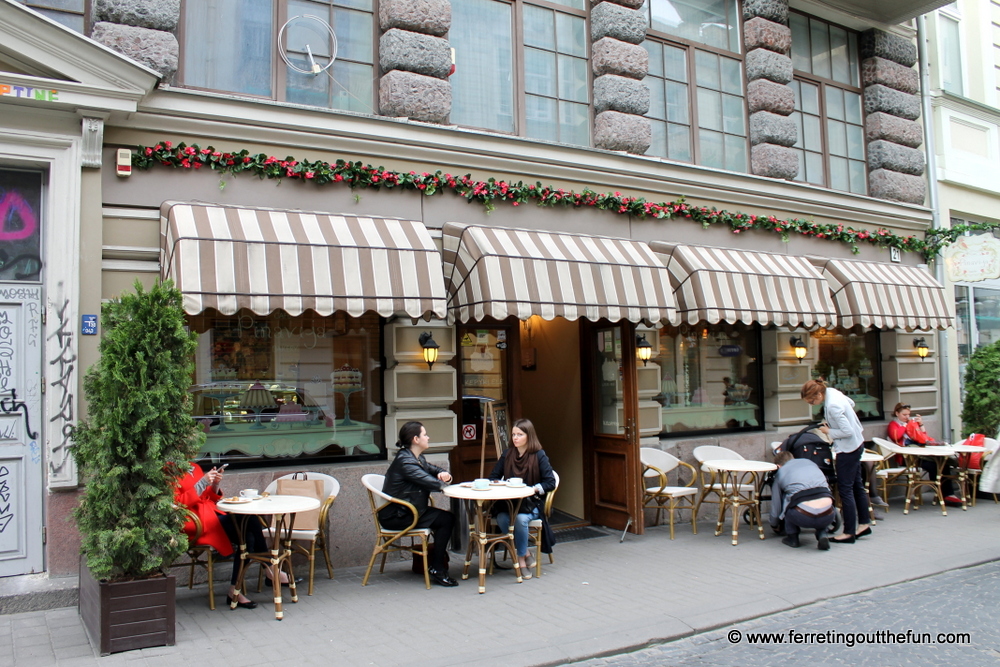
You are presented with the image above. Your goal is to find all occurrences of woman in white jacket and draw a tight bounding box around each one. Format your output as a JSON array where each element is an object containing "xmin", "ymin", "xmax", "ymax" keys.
[{"xmin": 801, "ymin": 379, "xmax": 871, "ymax": 544}]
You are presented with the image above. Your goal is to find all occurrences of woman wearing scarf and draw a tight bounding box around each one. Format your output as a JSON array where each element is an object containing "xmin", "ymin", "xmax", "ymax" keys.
[{"xmin": 489, "ymin": 418, "xmax": 557, "ymax": 579}]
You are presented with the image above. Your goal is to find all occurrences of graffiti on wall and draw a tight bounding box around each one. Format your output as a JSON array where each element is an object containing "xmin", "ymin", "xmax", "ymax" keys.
[
  {"xmin": 0, "ymin": 465, "xmax": 11, "ymax": 534},
  {"xmin": 47, "ymin": 298, "xmax": 74, "ymax": 477},
  {"xmin": 0, "ymin": 171, "xmax": 42, "ymax": 282}
]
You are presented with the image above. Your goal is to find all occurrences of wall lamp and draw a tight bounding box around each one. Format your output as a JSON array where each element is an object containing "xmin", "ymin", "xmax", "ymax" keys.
[
  {"xmin": 418, "ymin": 331, "xmax": 440, "ymax": 370},
  {"xmin": 913, "ymin": 337, "xmax": 929, "ymax": 361},
  {"xmin": 790, "ymin": 336, "xmax": 808, "ymax": 363},
  {"xmin": 636, "ymin": 334, "xmax": 653, "ymax": 366}
]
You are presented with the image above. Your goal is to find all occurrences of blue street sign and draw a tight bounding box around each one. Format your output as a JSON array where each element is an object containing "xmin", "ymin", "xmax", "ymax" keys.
[{"xmin": 82, "ymin": 315, "xmax": 98, "ymax": 335}]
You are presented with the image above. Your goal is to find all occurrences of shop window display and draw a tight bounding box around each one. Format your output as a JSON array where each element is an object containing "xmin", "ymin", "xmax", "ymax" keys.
[
  {"xmin": 654, "ymin": 324, "xmax": 762, "ymax": 434},
  {"xmin": 187, "ymin": 309, "xmax": 382, "ymax": 466},
  {"xmin": 809, "ymin": 329, "xmax": 881, "ymax": 419}
]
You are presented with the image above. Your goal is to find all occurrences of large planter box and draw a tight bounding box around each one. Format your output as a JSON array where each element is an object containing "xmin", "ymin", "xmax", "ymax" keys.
[{"xmin": 79, "ymin": 557, "xmax": 176, "ymax": 656}]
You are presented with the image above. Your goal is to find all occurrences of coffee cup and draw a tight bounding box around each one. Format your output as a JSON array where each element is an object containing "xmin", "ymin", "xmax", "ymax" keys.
[
  {"xmin": 472, "ymin": 478, "xmax": 490, "ymax": 490},
  {"xmin": 508, "ymin": 477, "xmax": 523, "ymax": 486},
  {"xmin": 239, "ymin": 488, "xmax": 259, "ymax": 499}
]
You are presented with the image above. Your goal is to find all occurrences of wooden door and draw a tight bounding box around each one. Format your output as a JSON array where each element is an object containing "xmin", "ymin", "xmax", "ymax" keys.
[{"xmin": 582, "ymin": 321, "xmax": 643, "ymax": 534}]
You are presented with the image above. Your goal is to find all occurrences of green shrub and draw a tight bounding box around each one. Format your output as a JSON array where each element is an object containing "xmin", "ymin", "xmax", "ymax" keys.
[
  {"xmin": 71, "ymin": 280, "xmax": 204, "ymax": 581},
  {"xmin": 960, "ymin": 338, "xmax": 1000, "ymax": 439}
]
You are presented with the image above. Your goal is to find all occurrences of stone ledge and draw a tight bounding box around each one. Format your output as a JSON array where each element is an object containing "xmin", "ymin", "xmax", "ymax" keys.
[{"xmin": 0, "ymin": 574, "xmax": 79, "ymax": 615}]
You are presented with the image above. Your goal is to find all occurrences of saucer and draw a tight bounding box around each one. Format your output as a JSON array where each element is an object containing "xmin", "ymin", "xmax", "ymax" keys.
[
  {"xmin": 470, "ymin": 486, "xmax": 492, "ymax": 491},
  {"xmin": 222, "ymin": 497, "xmax": 253, "ymax": 504},
  {"xmin": 506, "ymin": 483, "xmax": 527, "ymax": 488}
]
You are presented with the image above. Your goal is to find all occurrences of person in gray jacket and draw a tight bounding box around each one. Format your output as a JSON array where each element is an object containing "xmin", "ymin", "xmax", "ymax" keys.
[{"xmin": 770, "ymin": 450, "xmax": 836, "ymax": 550}]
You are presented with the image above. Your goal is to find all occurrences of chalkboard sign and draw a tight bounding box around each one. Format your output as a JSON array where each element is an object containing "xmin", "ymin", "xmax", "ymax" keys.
[{"xmin": 480, "ymin": 401, "xmax": 510, "ymax": 476}]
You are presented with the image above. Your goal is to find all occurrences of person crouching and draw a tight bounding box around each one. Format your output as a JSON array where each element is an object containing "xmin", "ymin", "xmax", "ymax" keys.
[{"xmin": 770, "ymin": 450, "xmax": 836, "ymax": 550}]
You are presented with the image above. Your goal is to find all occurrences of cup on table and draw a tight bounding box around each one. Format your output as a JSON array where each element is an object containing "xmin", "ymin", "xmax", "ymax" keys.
[
  {"xmin": 239, "ymin": 488, "xmax": 259, "ymax": 499},
  {"xmin": 472, "ymin": 478, "xmax": 490, "ymax": 490},
  {"xmin": 508, "ymin": 477, "xmax": 523, "ymax": 486}
]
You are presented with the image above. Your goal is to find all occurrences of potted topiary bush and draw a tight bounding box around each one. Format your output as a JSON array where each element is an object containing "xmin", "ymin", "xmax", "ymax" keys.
[
  {"xmin": 960, "ymin": 338, "xmax": 1000, "ymax": 439},
  {"xmin": 71, "ymin": 280, "xmax": 204, "ymax": 655}
]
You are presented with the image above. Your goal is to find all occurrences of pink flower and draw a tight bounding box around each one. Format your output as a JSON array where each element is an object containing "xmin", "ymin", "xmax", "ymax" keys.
[{"xmin": 305, "ymin": 172, "xmax": 315, "ymax": 179}]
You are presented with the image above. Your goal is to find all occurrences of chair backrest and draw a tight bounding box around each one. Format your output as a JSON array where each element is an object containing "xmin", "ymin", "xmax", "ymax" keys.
[
  {"xmin": 640, "ymin": 447, "xmax": 680, "ymax": 477},
  {"xmin": 984, "ymin": 437, "xmax": 1000, "ymax": 455},
  {"xmin": 265, "ymin": 471, "xmax": 340, "ymax": 500},
  {"xmin": 692, "ymin": 445, "xmax": 745, "ymax": 464},
  {"xmin": 544, "ymin": 471, "xmax": 560, "ymax": 517},
  {"xmin": 872, "ymin": 436, "xmax": 905, "ymax": 457},
  {"xmin": 769, "ymin": 441, "xmax": 782, "ymax": 455}
]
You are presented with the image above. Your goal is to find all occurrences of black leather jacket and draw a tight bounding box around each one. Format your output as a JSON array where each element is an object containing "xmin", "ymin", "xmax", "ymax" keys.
[{"xmin": 378, "ymin": 447, "xmax": 446, "ymax": 524}]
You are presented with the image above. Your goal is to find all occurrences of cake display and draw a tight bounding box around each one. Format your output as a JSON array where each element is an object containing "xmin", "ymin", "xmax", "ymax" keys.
[{"xmin": 332, "ymin": 365, "xmax": 363, "ymax": 391}]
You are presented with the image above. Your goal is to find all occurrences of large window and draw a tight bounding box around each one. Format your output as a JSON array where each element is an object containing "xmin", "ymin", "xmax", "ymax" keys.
[
  {"xmin": 653, "ymin": 324, "xmax": 762, "ymax": 435},
  {"xmin": 789, "ymin": 12, "xmax": 866, "ymax": 194},
  {"xmin": 809, "ymin": 329, "xmax": 882, "ymax": 420},
  {"xmin": 644, "ymin": 0, "xmax": 746, "ymax": 171},
  {"xmin": 181, "ymin": 0, "xmax": 376, "ymax": 114},
  {"xmin": 187, "ymin": 310, "xmax": 383, "ymax": 467},
  {"xmin": 0, "ymin": 169, "xmax": 43, "ymax": 282},
  {"xmin": 938, "ymin": 8, "xmax": 964, "ymax": 96}
]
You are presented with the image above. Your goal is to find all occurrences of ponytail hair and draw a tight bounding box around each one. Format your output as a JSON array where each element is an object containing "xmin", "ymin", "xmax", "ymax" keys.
[
  {"xmin": 800, "ymin": 379, "xmax": 827, "ymax": 402},
  {"xmin": 396, "ymin": 421, "xmax": 424, "ymax": 449}
]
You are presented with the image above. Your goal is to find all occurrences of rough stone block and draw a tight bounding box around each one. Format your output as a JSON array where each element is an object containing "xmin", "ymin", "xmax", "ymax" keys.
[
  {"xmin": 747, "ymin": 78, "xmax": 794, "ymax": 115},
  {"xmin": 594, "ymin": 110, "xmax": 651, "ymax": 154},
  {"xmin": 594, "ymin": 75, "xmax": 649, "ymax": 114},
  {"xmin": 750, "ymin": 111, "xmax": 797, "ymax": 147},
  {"xmin": 745, "ymin": 48, "xmax": 793, "ymax": 84},
  {"xmin": 592, "ymin": 37, "xmax": 648, "ymax": 78},
  {"xmin": 864, "ymin": 84, "xmax": 920, "ymax": 121},
  {"xmin": 379, "ymin": 28, "xmax": 452, "ymax": 79},
  {"xmin": 867, "ymin": 140, "xmax": 925, "ymax": 175},
  {"xmin": 869, "ymin": 168, "xmax": 925, "ymax": 205},
  {"xmin": 743, "ymin": 17, "xmax": 791, "ymax": 55},
  {"xmin": 591, "ymin": 0, "xmax": 646, "ymax": 8},
  {"xmin": 94, "ymin": 0, "xmax": 179, "ymax": 31},
  {"xmin": 866, "ymin": 112, "xmax": 923, "ymax": 148},
  {"xmin": 379, "ymin": 69, "xmax": 451, "ymax": 123},
  {"xmin": 860, "ymin": 29, "xmax": 917, "ymax": 68},
  {"xmin": 751, "ymin": 143, "xmax": 798, "ymax": 179},
  {"xmin": 742, "ymin": 0, "xmax": 788, "ymax": 25},
  {"xmin": 591, "ymin": 2, "xmax": 647, "ymax": 45},
  {"xmin": 379, "ymin": 0, "xmax": 450, "ymax": 37},
  {"xmin": 862, "ymin": 57, "xmax": 919, "ymax": 95},
  {"xmin": 90, "ymin": 22, "xmax": 177, "ymax": 79}
]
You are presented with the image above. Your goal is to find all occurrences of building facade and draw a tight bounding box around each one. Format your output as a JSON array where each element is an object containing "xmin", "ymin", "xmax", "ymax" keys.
[{"xmin": 0, "ymin": 0, "xmax": 954, "ymax": 579}]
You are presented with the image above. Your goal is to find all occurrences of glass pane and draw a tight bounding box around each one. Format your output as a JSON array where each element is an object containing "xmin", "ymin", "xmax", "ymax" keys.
[
  {"xmin": 286, "ymin": 56, "xmax": 331, "ymax": 107},
  {"xmin": 695, "ymin": 50, "xmax": 720, "ymax": 90},
  {"xmin": 288, "ymin": 3, "xmax": 334, "ymax": 58},
  {"xmin": 956, "ymin": 285, "xmax": 971, "ymax": 372},
  {"xmin": 844, "ymin": 91, "xmax": 862, "ymax": 124},
  {"xmin": 25, "ymin": 0, "xmax": 84, "ymax": 10},
  {"xmin": 188, "ymin": 310, "xmax": 384, "ymax": 464},
  {"xmin": 647, "ymin": 78, "xmax": 666, "ymax": 120},
  {"xmin": 941, "ymin": 16, "xmax": 964, "ymax": 95},
  {"xmin": 829, "ymin": 155, "xmax": 849, "ymax": 191},
  {"xmin": 847, "ymin": 124, "xmax": 865, "ymax": 160},
  {"xmin": 333, "ymin": 8, "xmax": 373, "ymax": 62},
  {"xmin": 559, "ymin": 101, "xmax": 590, "ymax": 146},
  {"xmin": 724, "ymin": 134, "xmax": 747, "ymax": 172},
  {"xmin": 333, "ymin": 0, "xmax": 371, "ymax": 9},
  {"xmin": 524, "ymin": 4, "xmax": 555, "ymax": 50},
  {"xmin": 799, "ymin": 80, "xmax": 820, "ymax": 115},
  {"xmin": 593, "ymin": 327, "xmax": 624, "ymax": 435},
  {"xmin": 558, "ymin": 55, "xmax": 589, "ymax": 103},
  {"xmin": 810, "ymin": 18, "xmax": 831, "ymax": 80},
  {"xmin": 668, "ymin": 123, "xmax": 693, "ymax": 162},
  {"xmin": 720, "ymin": 57, "xmax": 742, "ymax": 95},
  {"xmin": 848, "ymin": 159, "xmax": 867, "ymax": 194},
  {"xmin": 697, "ymin": 88, "xmax": 722, "ymax": 131},
  {"xmin": 792, "ymin": 148, "xmax": 805, "ymax": 182},
  {"xmin": 648, "ymin": 0, "xmax": 739, "ymax": 51},
  {"xmin": 548, "ymin": 0, "xmax": 585, "ymax": 8},
  {"xmin": 0, "ymin": 169, "xmax": 42, "ymax": 281},
  {"xmin": 649, "ymin": 119, "xmax": 668, "ymax": 157},
  {"xmin": 803, "ymin": 114, "xmax": 822, "ymax": 152},
  {"xmin": 525, "ymin": 48, "xmax": 557, "ymax": 97},
  {"xmin": 664, "ymin": 44, "xmax": 687, "ymax": 82},
  {"xmin": 722, "ymin": 94, "xmax": 745, "ymax": 135},
  {"xmin": 645, "ymin": 41, "xmax": 664, "ymax": 77},
  {"xmin": 666, "ymin": 81, "xmax": 689, "ymax": 124},
  {"xmin": 459, "ymin": 328, "xmax": 509, "ymax": 403},
  {"xmin": 827, "ymin": 119, "xmax": 847, "ymax": 156},
  {"xmin": 826, "ymin": 86, "xmax": 845, "ymax": 121},
  {"xmin": 848, "ymin": 33, "xmax": 860, "ymax": 87},
  {"xmin": 830, "ymin": 26, "xmax": 851, "ymax": 85},
  {"xmin": 699, "ymin": 129, "xmax": 724, "ymax": 168},
  {"xmin": 974, "ymin": 288, "xmax": 1000, "ymax": 348},
  {"xmin": 450, "ymin": 0, "xmax": 514, "ymax": 132},
  {"xmin": 556, "ymin": 12, "xmax": 587, "ymax": 56},
  {"xmin": 812, "ymin": 330, "xmax": 882, "ymax": 419},
  {"xmin": 792, "ymin": 112, "xmax": 804, "ymax": 148},
  {"xmin": 329, "ymin": 60, "xmax": 372, "ymax": 112},
  {"xmin": 526, "ymin": 94, "xmax": 558, "ymax": 140},
  {"xmin": 31, "ymin": 7, "xmax": 83, "ymax": 31},
  {"xmin": 183, "ymin": 0, "xmax": 274, "ymax": 97},
  {"xmin": 805, "ymin": 151, "xmax": 824, "ymax": 185},
  {"xmin": 790, "ymin": 12, "xmax": 811, "ymax": 72}
]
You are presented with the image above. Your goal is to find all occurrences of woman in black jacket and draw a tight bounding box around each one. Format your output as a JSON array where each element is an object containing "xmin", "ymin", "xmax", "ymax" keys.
[
  {"xmin": 378, "ymin": 421, "xmax": 458, "ymax": 587},
  {"xmin": 489, "ymin": 418, "xmax": 557, "ymax": 579}
]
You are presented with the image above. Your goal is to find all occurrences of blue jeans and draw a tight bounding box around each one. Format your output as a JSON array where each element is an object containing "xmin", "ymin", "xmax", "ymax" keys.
[{"xmin": 496, "ymin": 506, "xmax": 541, "ymax": 558}]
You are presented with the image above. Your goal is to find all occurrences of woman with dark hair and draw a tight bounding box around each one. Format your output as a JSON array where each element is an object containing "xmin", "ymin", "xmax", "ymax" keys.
[
  {"xmin": 378, "ymin": 421, "xmax": 458, "ymax": 587},
  {"xmin": 489, "ymin": 418, "xmax": 557, "ymax": 579},
  {"xmin": 801, "ymin": 379, "xmax": 871, "ymax": 544}
]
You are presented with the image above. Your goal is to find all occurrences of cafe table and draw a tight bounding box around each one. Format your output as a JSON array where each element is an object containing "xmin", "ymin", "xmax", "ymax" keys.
[
  {"xmin": 702, "ymin": 459, "xmax": 777, "ymax": 546},
  {"xmin": 443, "ymin": 482, "xmax": 535, "ymax": 594},
  {"xmin": 947, "ymin": 443, "xmax": 987, "ymax": 510},
  {"xmin": 216, "ymin": 494, "xmax": 320, "ymax": 619},
  {"xmin": 895, "ymin": 446, "xmax": 956, "ymax": 516}
]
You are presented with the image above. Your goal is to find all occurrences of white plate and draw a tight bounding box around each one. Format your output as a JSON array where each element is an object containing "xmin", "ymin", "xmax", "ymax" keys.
[
  {"xmin": 221, "ymin": 497, "xmax": 253, "ymax": 504},
  {"xmin": 506, "ymin": 483, "xmax": 527, "ymax": 488},
  {"xmin": 470, "ymin": 486, "xmax": 492, "ymax": 491}
]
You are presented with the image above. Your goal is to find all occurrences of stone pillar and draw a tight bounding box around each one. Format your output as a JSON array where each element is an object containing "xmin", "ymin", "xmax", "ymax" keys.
[
  {"xmin": 591, "ymin": 0, "xmax": 651, "ymax": 154},
  {"xmin": 378, "ymin": 0, "xmax": 452, "ymax": 124},
  {"xmin": 90, "ymin": 0, "xmax": 179, "ymax": 82},
  {"xmin": 743, "ymin": 0, "xmax": 797, "ymax": 179},
  {"xmin": 861, "ymin": 29, "xmax": 925, "ymax": 205}
]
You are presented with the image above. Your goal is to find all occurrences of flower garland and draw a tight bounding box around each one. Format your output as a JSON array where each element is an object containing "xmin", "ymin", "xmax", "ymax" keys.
[{"xmin": 132, "ymin": 140, "xmax": 959, "ymax": 258}]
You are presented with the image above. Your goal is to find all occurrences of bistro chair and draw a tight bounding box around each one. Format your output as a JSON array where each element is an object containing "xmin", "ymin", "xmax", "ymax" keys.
[
  {"xmin": 872, "ymin": 437, "xmax": 915, "ymax": 509},
  {"xmin": 257, "ymin": 472, "xmax": 340, "ymax": 596},
  {"xmin": 692, "ymin": 445, "xmax": 755, "ymax": 520},
  {"xmin": 360, "ymin": 474, "xmax": 433, "ymax": 590},
  {"xmin": 964, "ymin": 437, "xmax": 1000, "ymax": 506},
  {"xmin": 640, "ymin": 448, "xmax": 698, "ymax": 539},
  {"xmin": 526, "ymin": 471, "xmax": 561, "ymax": 578},
  {"xmin": 173, "ymin": 508, "xmax": 231, "ymax": 610}
]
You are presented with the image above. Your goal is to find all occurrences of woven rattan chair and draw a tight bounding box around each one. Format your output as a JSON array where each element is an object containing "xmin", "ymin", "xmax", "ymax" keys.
[
  {"xmin": 361, "ymin": 473, "xmax": 433, "ymax": 589},
  {"xmin": 965, "ymin": 437, "xmax": 1000, "ymax": 506},
  {"xmin": 640, "ymin": 448, "xmax": 698, "ymax": 539},
  {"xmin": 872, "ymin": 437, "xmax": 915, "ymax": 509},
  {"xmin": 526, "ymin": 471, "xmax": 560, "ymax": 578},
  {"xmin": 173, "ymin": 508, "xmax": 231, "ymax": 610},
  {"xmin": 692, "ymin": 445, "xmax": 755, "ymax": 519}
]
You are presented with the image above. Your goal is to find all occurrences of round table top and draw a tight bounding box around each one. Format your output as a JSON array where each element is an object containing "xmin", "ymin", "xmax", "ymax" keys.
[
  {"xmin": 443, "ymin": 483, "xmax": 536, "ymax": 501},
  {"xmin": 217, "ymin": 494, "xmax": 321, "ymax": 514},
  {"xmin": 948, "ymin": 444, "xmax": 988, "ymax": 453},
  {"xmin": 702, "ymin": 459, "xmax": 777, "ymax": 473},
  {"xmin": 900, "ymin": 446, "xmax": 955, "ymax": 457}
]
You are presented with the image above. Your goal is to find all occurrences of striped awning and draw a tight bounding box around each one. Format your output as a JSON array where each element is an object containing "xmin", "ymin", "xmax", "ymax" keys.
[
  {"xmin": 442, "ymin": 222, "xmax": 678, "ymax": 324},
  {"xmin": 160, "ymin": 202, "xmax": 447, "ymax": 319},
  {"xmin": 809, "ymin": 256, "xmax": 953, "ymax": 331},
  {"xmin": 649, "ymin": 243, "xmax": 837, "ymax": 328}
]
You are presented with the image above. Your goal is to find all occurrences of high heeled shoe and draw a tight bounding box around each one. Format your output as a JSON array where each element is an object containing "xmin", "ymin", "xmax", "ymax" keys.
[{"xmin": 226, "ymin": 595, "xmax": 258, "ymax": 609}]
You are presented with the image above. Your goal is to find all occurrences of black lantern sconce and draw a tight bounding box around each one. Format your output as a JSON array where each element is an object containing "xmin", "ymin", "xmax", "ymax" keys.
[
  {"xmin": 418, "ymin": 331, "xmax": 440, "ymax": 370},
  {"xmin": 636, "ymin": 334, "xmax": 653, "ymax": 366},
  {"xmin": 790, "ymin": 336, "xmax": 808, "ymax": 363},
  {"xmin": 913, "ymin": 337, "xmax": 929, "ymax": 361}
]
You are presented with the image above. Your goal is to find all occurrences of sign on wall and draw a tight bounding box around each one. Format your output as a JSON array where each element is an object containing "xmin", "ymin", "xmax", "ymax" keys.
[{"xmin": 943, "ymin": 235, "xmax": 1000, "ymax": 283}]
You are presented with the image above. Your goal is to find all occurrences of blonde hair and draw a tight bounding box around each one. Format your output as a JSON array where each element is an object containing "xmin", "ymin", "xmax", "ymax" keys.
[{"xmin": 800, "ymin": 379, "xmax": 827, "ymax": 402}]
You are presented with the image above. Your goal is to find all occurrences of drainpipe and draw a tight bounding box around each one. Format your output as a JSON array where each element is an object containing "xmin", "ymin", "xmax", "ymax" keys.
[{"xmin": 917, "ymin": 15, "xmax": 953, "ymax": 441}]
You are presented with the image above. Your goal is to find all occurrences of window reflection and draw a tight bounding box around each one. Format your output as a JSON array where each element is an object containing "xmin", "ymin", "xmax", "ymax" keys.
[
  {"xmin": 647, "ymin": 0, "xmax": 741, "ymax": 52},
  {"xmin": 810, "ymin": 329, "xmax": 882, "ymax": 420}
]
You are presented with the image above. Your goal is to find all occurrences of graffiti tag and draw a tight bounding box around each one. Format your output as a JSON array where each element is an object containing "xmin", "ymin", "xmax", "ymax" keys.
[
  {"xmin": 0, "ymin": 389, "xmax": 37, "ymax": 440},
  {"xmin": 47, "ymin": 299, "xmax": 74, "ymax": 475},
  {"xmin": 0, "ymin": 466, "xmax": 11, "ymax": 534},
  {"xmin": 0, "ymin": 191, "xmax": 38, "ymax": 242}
]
